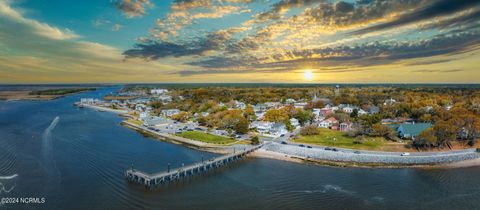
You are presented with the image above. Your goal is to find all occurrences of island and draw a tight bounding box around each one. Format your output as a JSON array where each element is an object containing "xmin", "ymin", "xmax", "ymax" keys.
[{"xmin": 0, "ymin": 87, "xmax": 96, "ymax": 101}]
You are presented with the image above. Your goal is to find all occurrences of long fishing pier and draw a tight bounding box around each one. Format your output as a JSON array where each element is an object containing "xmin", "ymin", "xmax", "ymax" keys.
[{"xmin": 125, "ymin": 144, "xmax": 263, "ymax": 189}]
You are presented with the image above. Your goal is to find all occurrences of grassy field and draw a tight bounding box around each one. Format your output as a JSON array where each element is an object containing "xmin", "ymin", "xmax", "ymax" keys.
[
  {"xmin": 178, "ymin": 131, "xmax": 236, "ymax": 144},
  {"xmin": 125, "ymin": 119, "xmax": 143, "ymax": 126},
  {"xmin": 293, "ymin": 128, "xmax": 387, "ymax": 150}
]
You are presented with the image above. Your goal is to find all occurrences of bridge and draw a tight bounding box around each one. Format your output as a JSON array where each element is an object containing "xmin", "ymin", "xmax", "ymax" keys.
[{"xmin": 125, "ymin": 144, "xmax": 263, "ymax": 189}]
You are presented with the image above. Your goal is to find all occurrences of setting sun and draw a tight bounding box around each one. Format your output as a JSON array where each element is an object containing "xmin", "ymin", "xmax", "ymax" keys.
[{"xmin": 303, "ymin": 70, "xmax": 314, "ymax": 81}]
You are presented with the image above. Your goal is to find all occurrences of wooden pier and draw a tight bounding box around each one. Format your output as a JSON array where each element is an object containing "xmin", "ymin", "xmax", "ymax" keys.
[{"xmin": 125, "ymin": 144, "xmax": 263, "ymax": 189}]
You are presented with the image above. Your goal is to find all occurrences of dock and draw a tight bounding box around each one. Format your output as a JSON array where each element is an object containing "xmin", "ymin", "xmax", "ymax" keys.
[{"xmin": 125, "ymin": 144, "xmax": 263, "ymax": 189}]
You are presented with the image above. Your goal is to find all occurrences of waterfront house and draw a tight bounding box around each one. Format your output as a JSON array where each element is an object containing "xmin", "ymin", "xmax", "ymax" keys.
[
  {"xmin": 250, "ymin": 121, "xmax": 288, "ymax": 137},
  {"xmin": 395, "ymin": 123, "xmax": 432, "ymax": 139},
  {"xmin": 318, "ymin": 117, "xmax": 339, "ymax": 129}
]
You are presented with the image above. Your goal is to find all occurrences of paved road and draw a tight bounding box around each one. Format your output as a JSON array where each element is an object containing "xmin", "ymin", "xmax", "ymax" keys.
[{"xmin": 262, "ymin": 142, "xmax": 480, "ymax": 165}]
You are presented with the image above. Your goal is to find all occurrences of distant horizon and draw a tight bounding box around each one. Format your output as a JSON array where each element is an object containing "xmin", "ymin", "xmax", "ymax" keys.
[{"xmin": 1, "ymin": 0, "xmax": 479, "ymax": 83}]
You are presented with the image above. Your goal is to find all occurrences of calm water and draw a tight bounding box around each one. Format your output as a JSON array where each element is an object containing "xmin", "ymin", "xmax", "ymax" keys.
[{"xmin": 1, "ymin": 87, "xmax": 480, "ymax": 210}]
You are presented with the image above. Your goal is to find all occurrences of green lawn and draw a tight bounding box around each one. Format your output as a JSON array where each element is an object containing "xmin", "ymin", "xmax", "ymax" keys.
[
  {"xmin": 293, "ymin": 128, "xmax": 386, "ymax": 150},
  {"xmin": 178, "ymin": 131, "xmax": 236, "ymax": 144}
]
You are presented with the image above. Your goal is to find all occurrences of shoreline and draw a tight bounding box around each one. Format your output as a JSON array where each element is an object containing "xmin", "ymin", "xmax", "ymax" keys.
[
  {"xmin": 250, "ymin": 148, "xmax": 480, "ymax": 169},
  {"xmin": 80, "ymin": 104, "xmax": 480, "ymax": 169}
]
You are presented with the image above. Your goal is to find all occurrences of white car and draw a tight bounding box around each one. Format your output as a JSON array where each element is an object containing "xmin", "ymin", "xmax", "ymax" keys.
[{"xmin": 401, "ymin": 152, "xmax": 410, "ymax": 156}]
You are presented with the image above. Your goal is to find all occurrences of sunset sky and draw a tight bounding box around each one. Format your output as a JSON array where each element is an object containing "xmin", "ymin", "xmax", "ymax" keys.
[{"xmin": 0, "ymin": 0, "xmax": 479, "ymax": 83}]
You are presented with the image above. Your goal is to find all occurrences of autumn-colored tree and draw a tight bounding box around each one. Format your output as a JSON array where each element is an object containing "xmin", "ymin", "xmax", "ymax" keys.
[
  {"xmin": 300, "ymin": 125, "xmax": 320, "ymax": 136},
  {"xmin": 294, "ymin": 109, "xmax": 313, "ymax": 125},
  {"xmin": 433, "ymin": 121, "xmax": 457, "ymax": 148},
  {"xmin": 414, "ymin": 128, "xmax": 437, "ymax": 148},
  {"xmin": 244, "ymin": 105, "xmax": 256, "ymax": 121},
  {"xmin": 171, "ymin": 112, "xmax": 190, "ymax": 122},
  {"xmin": 264, "ymin": 109, "xmax": 289, "ymax": 123}
]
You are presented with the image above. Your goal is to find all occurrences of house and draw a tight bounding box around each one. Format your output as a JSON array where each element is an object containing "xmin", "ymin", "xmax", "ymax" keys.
[
  {"xmin": 265, "ymin": 102, "xmax": 281, "ymax": 109},
  {"xmin": 161, "ymin": 109, "xmax": 180, "ymax": 117},
  {"xmin": 383, "ymin": 98, "xmax": 396, "ymax": 106},
  {"xmin": 339, "ymin": 122, "xmax": 353, "ymax": 132},
  {"xmin": 319, "ymin": 108, "xmax": 334, "ymax": 117},
  {"xmin": 294, "ymin": 102, "xmax": 308, "ymax": 109},
  {"xmin": 150, "ymin": 89, "xmax": 168, "ymax": 95},
  {"xmin": 234, "ymin": 101, "xmax": 246, "ymax": 110},
  {"xmin": 285, "ymin": 98, "xmax": 296, "ymax": 104},
  {"xmin": 342, "ymin": 106, "xmax": 355, "ymax": 114},
  {"xmin": 250, "ymin": 121, "xmax": 288, "ymax": 137},
  {"xmin": 290, "ymin": 118, "xmax": 300, "ymax": 129},
  {"xmin": 396, "ymin": 123, "xmax": 432, "ymax": 139},
  {"xmin": 358, "ymin": 109, "xmax": 368, "ymax": 116},
  {"xmin": 156, "ymin": 95, "xmax": 172, "ymax": 103},
  {"xmin": 318, "ymin": 117, "xmax": 339, "ymax": 129},
  {"xmin": 250, "ymin": 121, "xmax": 273, "ymax": 133}
]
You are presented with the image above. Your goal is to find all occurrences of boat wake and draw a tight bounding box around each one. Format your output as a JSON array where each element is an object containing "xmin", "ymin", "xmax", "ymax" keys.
[
  {"xmin": 42, "ymin": 116, "xmax": 61, "ymax": 178},
  {"xmin": 289, "ymin": 184, "xmax": 356, "ymax": 195},
  {"xmin": 0, "ymin": 174, "xmax": 18, "ymax": 195}
]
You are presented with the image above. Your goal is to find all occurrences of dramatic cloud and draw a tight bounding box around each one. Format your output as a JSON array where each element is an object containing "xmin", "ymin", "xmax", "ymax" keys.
[
  {"xmin": 124, "ymin": 30, "xmax": 234, "ymax": 59},
  {"xmin": 113, "ymin": 0, "xmax": 154, "ymax": 18},
  {"xmin": 353, "ymin": 0, "xmax": 480, "ymax": 34}
]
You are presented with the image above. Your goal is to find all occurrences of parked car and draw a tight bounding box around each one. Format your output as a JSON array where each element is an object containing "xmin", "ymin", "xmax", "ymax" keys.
[
  {"xmin": 325, "ymin": 147, "xmax": 332, "ymax": 151},
  {"xmin": 354, "ymin": 151, "xmax": 360, "ymax": 154},
  {"xmin": 307, "ymin": 146, "xmax": 312, "ymax": 148},
  {"xmin": 299, "ymin": 144, "xmax": 305, "ymax": 147},
  {"xmin": 332, "ymin": 148, "xmax": 338, "ymax": 152},
  {"xmin": 401, "ymin": 152, "xmax": 410, "ymax": 156},
  {"xmin": 280, "ymin": 134, "xmax": 285, "ymax": 137},
  {"xmin": 281, "ymin": 141, "xmax": 287, "ymax": 145}
]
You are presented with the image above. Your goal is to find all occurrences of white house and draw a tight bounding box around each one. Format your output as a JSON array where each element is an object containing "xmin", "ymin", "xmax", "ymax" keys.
[
  {"xmin": 161, "ymin": 109, "xmax": 180, "ymax": 117},
  {"xmin": 358, "ymin": 109, "xmax": 368, "ymax": 115},
  {"xmin": 285, "ymin": 98, "xmax": 296, "ymax": 104},
  {"xmin": 235, "ymin": 101, "xmax": 246, "ymax": 110},
  {"xmin": 342, "ymin": 105, "xmax": 355, "ymax": 114},
  {"xmin": 290, "ymin": 118, "xmax": 300, "ymax": 129},
  {"xmin": 150, "ymin": 89, "xmax": 168, "ymax": 95},
  {"xmin": 318, "ymin": 117, "xmax": 339, "ymax": 129},
  {"xmin": 294, "ymin": 102, "xmax": 308, "ymax": 109},
  {"xmin": 384, "ymin": 98, "xmax": 396, "ymax": 106},
  {"xmin": 250, "ymin": 121, "xmax": 288, "ymax": 137}
]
